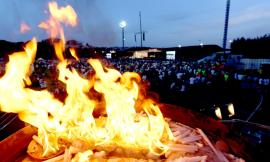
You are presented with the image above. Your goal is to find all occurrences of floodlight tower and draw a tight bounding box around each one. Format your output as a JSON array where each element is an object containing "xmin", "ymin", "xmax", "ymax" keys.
[
  {"xmin": 119, "ymin": 21, "xmax": 127, "ymax": 48},
  {"xmin": 223, "ymin": 0, "xmax": 231, "ymax": 53}
]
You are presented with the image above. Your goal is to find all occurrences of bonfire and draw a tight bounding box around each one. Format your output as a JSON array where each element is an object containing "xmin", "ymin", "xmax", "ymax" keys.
[{"xmin": 0, "ymin": 2, "xmax": 244, "ymax": 162}]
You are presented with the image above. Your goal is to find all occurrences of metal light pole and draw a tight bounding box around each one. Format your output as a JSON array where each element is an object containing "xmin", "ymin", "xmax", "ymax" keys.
[
  {"xmin": 139, "ymin": 11, "xmax": 143, "ymax": 47},
  {"xmin": 134, "ymin": 11, "xmax": 146, "ymax": 47},
  {"xmin": 223, "ymin": 0, "xmax": 231, "ymax": 53},
  {"xmin": 122, "ymin": 27, "xmax": 125, "ymax": 48},
  {"xmin": 119, "ymin": 21, "xmax": 127, "ymax": 48}
]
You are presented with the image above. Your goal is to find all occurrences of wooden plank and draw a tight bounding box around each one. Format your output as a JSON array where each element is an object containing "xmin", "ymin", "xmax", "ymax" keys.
[{"xmin": 0, "ymin": 125, "xmax": 37, "ymax": 162}]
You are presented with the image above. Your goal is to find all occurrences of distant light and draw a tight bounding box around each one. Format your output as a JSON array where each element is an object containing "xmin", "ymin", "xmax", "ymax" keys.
[
  {"xmin": 106, "ymin": 53, "xmax": 112, "ymax": 59},
  {"xmin": 229, "ymin": 40, "xmax": 233, "ymax": 43},
  {"xmin": 178, "ymin": 45, "xmax": 182, "ymax": 48},
  {"xmin": 215, "ymin": 107, "xmax": 222, "ymax": 120},
  {"xmin": 228, "ymin": 103, "xmax": 235, "ymax": 117},
  {"xmin": 119, "ymin": 21, "xmax": 127, "ymax": 28},
  {"xmin": 110, "ymin": 50, "xmax": 116, "ymax": 53},
  {"xmin": 200, "ymin": 42, "xmax": 204, "ymax": 47}
]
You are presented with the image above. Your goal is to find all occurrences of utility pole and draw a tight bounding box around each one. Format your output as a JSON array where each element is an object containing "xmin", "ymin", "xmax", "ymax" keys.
[
  {"xmin": 139, "ymin": 11, "xmax": 143, "ymax": 47},
  {"xmin": 122, "ymin": 27, "xmax": 125, "ymax": 48},
  {"xmin": 135, "ymin": 11, "xmax": 146, "ymax": 47},
  {"xmin": 223, "ymin": 0, "xmax": 231, "ymax": 54}
]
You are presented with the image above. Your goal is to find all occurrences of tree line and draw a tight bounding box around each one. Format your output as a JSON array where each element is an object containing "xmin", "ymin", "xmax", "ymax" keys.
[
  {"xmin": 231, "ymin": 34, "xmax": 270, "ymax": 58},
  {"xmin": 0, "ymin": 39, "xmax": 101, "ymax": 60}
]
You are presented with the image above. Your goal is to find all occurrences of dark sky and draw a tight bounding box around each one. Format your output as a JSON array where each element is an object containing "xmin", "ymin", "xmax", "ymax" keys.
[{"xmin": 0, "ymin": 0, "xmax": 270, "ymax": 47}]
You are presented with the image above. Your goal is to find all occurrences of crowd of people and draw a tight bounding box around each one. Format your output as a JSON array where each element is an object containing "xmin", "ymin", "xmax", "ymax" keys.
[
  {"xmin": 1, "ymin": 57, "xmax": 269, "ymax": 95},
  {"xmin": 109, "ymin": 59, "xmax": 269, "ymax": 92},
  {"xmin": 0, "ymin": 57, "xmax": 269, "ymax": 120}
]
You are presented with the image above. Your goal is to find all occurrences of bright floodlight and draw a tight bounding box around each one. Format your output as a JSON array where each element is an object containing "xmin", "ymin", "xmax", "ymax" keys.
[
  {"xmin": 200, "ymin": 42, "xmax": 204, "ymax": 47},
  {"xmin": 119, "ymin": 21, "xmax": 127, "ymax": 28}
]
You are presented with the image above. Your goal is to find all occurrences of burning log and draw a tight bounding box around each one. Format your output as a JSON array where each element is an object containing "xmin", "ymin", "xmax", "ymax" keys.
[
  {"xmin": 180, "ymin": 135, "xmax": 202, "ymax": 144},
  {"xmin": 43, "ymin": 154, "xmax": 65, "ymax": 162},
  {"xmin": 170, "ymin": 155, "xmax": 208, "ymax": 162},
  {"xmin": 0, "ymin": 111, "xmax": 246, "ymax": 162},
  {"xmin": 168, "ymin": 143, "xmax": 199, "ymax": 153}
]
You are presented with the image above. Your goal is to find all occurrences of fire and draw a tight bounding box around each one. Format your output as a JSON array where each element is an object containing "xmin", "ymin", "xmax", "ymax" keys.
[
  {"xmin": 0, "ymin": 1, "xmax": 172, "ymax": 159},
  {"xmin": 70, "ymin": 48, "xmax": 79, "ymax": 61},
  {"xmin": 20, "ymin": 22, "xmax": 31, "ymax": 34},
  {"xmin": 38, "ymin": 1, "xmax": 77, "ymax": 57}
]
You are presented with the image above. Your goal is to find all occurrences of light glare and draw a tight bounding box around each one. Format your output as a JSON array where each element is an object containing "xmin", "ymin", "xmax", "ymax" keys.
[{"xmin": 119, "ymin": 21, "xmax": 127, "ymax": 28}]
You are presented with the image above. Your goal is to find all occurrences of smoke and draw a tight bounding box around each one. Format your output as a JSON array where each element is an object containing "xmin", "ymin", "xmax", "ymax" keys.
[{"xmin": 66, "ymin": 0, "xmax": 117, "ymax": 46}]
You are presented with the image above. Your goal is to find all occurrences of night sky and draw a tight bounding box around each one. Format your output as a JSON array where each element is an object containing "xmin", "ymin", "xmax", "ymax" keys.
[{"xmin": 0, "ymin": 0, "xmax": 270, "ymax": 47}]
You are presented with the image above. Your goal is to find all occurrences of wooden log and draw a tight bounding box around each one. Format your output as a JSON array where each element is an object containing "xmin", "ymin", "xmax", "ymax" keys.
[
  {"xmin": 197, "ymin": 128, "xmax": 228, "ymax": 162},
  {"xmin": 168, "ymin": 144, "xmax": 198, "ymax": 153},
  {"xmin": 180, "ymin": 135, "xmax": 201, "ymax": 144}
]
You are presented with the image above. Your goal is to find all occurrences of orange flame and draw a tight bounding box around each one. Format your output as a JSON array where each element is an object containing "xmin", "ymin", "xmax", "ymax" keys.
[
  {"xmin": 70, "ymin": 48, "xmax": 79, "ymax": 61},
  {"xmin": 0, "ymin": 1, "xmax": 173, "ymax": 158},
  {"xmin": 20, "ymin": 22, "xmax": 31, "ymax": 34},
  {"xmin": 38, "ymin": 1, "xmax": 77, "ymax": 59}
]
